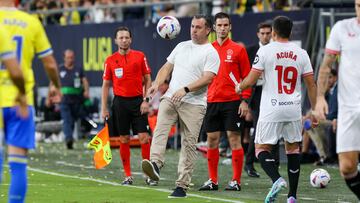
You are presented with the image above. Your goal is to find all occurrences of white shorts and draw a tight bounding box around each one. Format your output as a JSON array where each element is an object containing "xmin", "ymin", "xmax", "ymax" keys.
[
  {"xmin": 337, "ymin": 108, "xmax": 360, "ymax": 153},
  {"xmin": 255, "ymin": 120, "xmax": 302, "ymax": 145}
]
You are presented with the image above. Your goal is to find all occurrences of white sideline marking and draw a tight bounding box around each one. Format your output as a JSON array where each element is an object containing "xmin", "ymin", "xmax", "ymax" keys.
[
  {"xmin": 299, "ymin": 197, "xmax": 322, "ymax": 201},
  {"xmin": 56, "ymin": 161, "xmax": 94, "ymax": 169},
  {"xmin": 28, "ymin": 167, "xmax": 244, "ymax": 203},
  {"xmin": 55, "ymin": 161, "xmax": 156, "ymax": 177}
]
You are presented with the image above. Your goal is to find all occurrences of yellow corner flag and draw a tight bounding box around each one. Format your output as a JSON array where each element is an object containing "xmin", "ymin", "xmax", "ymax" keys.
[{"xmin": 87, "ymin": 123, "xmax": 112, "ymax": 169}]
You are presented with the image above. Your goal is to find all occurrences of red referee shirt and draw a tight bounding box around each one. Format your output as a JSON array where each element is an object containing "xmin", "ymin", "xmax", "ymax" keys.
[
  {"xmin": 103, "ymin": 50, "xmax": 151, "ymax": 97},
  {"xmin": 208, "ymin": 38, "xmax": 252, "ymax": 103}
]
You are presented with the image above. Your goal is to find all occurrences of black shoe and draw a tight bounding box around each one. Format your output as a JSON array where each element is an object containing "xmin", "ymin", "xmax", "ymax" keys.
[
  {"xmin": 198, "ymin": 179, "xmax": 218, "ymax": 191},
  {"xmin": 225, "ymin": 180, "xmax": 241, "ymax": 191},
  {"xmin": 314, "ymin": 160, "xmax": 324, "ymax": 166},
  {"xmin": 245, "ymin": 165, "xmax": 260, "ymax": 178},
  {"xmin": 145, "ymin": 177, "xmax": 158, "ymax": 186},
  {"xmin": 121, "ymin": 176, "xmax": 133, "ymax": 185},
  {"xmin": 66, "ymin": 141, "xmax": 73, "ymax": 150},
  {"xmin": 142, "ymin": 160, "xmax": 160, "ymax": 181},
  {"xmin": 323, "ymin": 157, "xmax": 337, "ymax": 165},
  {"xmin": 168, "ymin": 187, "xmax": 187, "ymax": 198}
]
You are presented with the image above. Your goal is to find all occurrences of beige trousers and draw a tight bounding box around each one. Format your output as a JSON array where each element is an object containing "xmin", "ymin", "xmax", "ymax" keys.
[
  {"xmin": 307, "ymin": 120, "xmax": 332, "ymax": 158},
  {"xmin": 150, "ymin": 98, "xmax": 206, "ymax": 188}
]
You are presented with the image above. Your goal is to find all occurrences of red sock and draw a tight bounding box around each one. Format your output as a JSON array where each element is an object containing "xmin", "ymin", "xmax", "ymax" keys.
[
  {"xmin": 232, "ymin": 148, "xmax": 244, "ymax": 183},
  {"xmin": 119, "ymin": 143, "xmax": 131, "ymax": 177},
  {"xmin": 207, "ymin": 148, "xmax": 219, "ymax": 183},
  {"xmin": 141, "ymin": 142, "xmax": 150, "ymax": 160}
]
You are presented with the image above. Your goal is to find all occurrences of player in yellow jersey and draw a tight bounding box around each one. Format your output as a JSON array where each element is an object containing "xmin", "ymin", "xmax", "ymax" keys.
[
  {"xmin": 0, "ymin": 1, "xmax": 61, "ymax": 202},
  {"xmin": 0, "ymin": 25, "xmax": 28, "ymax": 201},
  {"xmin": 0, "ymin": 26, "xmax": 27, "ymax": 118}
]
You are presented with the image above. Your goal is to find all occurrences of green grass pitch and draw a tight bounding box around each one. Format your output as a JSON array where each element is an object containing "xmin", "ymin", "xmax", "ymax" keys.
[{"xmin": 0, "ymin": 142, "xmax": 357, "ymax": 202}]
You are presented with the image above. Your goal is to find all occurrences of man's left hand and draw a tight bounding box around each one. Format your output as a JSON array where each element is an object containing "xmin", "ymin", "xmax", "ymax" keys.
[
  {"xmin": 238, "ymin": 100, "xmax": 249, "ymax": 118},
  {"xmin": 140, "ymin": 101, "xmax": 150, "ymax": 115},
  {"xmin": 171, "ymin": 88, "xmax": 186, "ymax": 103},
  {"xmin": 332, "ymin": 119, "xmax": 337, "ymax": 133},
  {"xmin": 310, "ymin": 110, "xmax": 319, "ymax": 128},
  {"xmin": 15, "ymin": 93, "xmax": 29, "ymax": 119}
]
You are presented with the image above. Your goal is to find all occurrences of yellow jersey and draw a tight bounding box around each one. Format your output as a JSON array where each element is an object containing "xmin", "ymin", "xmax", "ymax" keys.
[
  {"xmin": 0, "ymin": 8, "xmax": 53, "ymax": 107},
  {"xmin": 0, "ymin": 26, "xmax": 16, "ymax": 129}
]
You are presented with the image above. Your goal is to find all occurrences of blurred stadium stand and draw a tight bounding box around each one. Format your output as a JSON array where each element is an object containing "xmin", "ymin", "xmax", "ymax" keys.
[{"xmin": 28, "ymin": 0, "xmax": 355, "ymax": 148}]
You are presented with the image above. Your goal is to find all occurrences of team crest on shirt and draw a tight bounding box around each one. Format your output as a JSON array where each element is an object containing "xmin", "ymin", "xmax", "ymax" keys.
[
  {"xmin": 225, "ymin": 49, "xmax": 233, "ymax": 62},
  {"xmin": 60, "ymin": 71, "xmax": 66, "ymax": 78},
  {"xmin": 253, "ymin": 54, "xmax": 259, "ymax": 65},
  {"xmin": 115, "ymin": 68, "xmax": 123, "ymax": 78}
]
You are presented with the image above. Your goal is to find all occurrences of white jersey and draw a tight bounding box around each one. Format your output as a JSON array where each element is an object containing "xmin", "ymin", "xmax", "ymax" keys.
[
  {"xmin": 325, "ymin": 18, "xmax": 360, "ymax": 110},
  {"xmin": 252, "ymin": 41, "xmax": 313, "ymax": 122},
  {"xmin": 164, "ymin": 40, "xmax": 220, "ymax": 106}
]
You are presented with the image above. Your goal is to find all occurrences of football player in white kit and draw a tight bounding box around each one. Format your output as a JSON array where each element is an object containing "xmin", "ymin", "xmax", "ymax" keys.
[
  {"xmin": 316, "ymin": 0, "xmax": 360, "ymax": 200},
  {"xmin": 236, "ymin": 16, "xmax": 318, "ymax": 203}
]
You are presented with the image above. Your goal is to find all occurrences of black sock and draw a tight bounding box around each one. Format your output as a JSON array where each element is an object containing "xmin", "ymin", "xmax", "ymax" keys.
[
  {"xmin": 258, "ymin": 151, "xmax": 281, "ymax": 183},
  {"xmin": 271, "ymin": 143, "xmax": 280, "ymax": 169},
  {"xmin": 287, "ymin": 154, "xmax": 300, "ymax": 198},
  {"xmin": 243, "ymin": 143, "xmax": 249, "ymax": 155},
  {"xmin": 345, "ymin": 171, "xmax": 360, "ymax": 200}
]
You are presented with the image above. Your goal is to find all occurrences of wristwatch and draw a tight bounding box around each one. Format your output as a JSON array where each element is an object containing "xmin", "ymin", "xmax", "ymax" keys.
[
  {"xmin": 184, "ymin": 87, "xmax": 190, "ymax": 93},
  {"xmin": 143, "ymin": 97, "xmax": 150, "ymax": 102},
  {"xmin": 242, "ymin": 98, "xmax": 250, "ymax": 104}
]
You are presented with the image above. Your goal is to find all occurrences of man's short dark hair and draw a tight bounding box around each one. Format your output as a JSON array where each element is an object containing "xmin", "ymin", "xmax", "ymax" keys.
[
  {"xmin": 193, "ymin": 14, "xmax": 212, "ymax": 29},
  {"xmin": 257, "ymin": 22, "xmax": 272, "ymax": 32},
  {"xmin": 114, "ymin": 26, "xmax": 132, "ymax": 38},
  {"xmin": 214, "ymin": 12, "xmax": 231, "ymax": 24},
  {"xmin": 272, "ymin": 16, "xmax": 293, "ymax": 39},
  {"xmin": 330, "ymin": 69, "xmax": 337, "ymax": 77}
]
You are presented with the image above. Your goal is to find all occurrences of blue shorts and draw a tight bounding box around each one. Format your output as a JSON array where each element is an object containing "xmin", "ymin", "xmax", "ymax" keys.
[{"xmin": 3, "ymin": 106, "xmax": 35, "ymax": 149}]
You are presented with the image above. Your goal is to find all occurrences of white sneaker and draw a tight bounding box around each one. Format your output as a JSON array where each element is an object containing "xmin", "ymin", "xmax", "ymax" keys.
[{"xmin": 265, "ymin": 177, "xmax": 287, "ymax": 203}]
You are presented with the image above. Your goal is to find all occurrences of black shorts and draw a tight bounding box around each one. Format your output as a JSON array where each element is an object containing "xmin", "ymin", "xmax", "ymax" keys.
[
  {"xmin": 204, "ymin": 100, "xmax": 243, "ymax": 133},
  {"xmin": 108, "ymin": 96, "xmax": 149, "ymax": 136}
]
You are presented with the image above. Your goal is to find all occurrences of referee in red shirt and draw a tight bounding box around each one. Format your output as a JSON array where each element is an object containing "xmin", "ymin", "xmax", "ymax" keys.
[
  {"xmin": 101, "ymin": 26, "xmax": 152, "ymax": 185},
  {"xmin": 199, "ymin": 12, "xmax": 251, "ymax": 191}
]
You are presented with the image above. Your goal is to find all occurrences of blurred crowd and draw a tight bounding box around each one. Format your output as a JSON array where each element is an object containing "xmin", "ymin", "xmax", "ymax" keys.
[{"xmin": 16, "ymin": 0, "xmax": 310, "ymax": 25}]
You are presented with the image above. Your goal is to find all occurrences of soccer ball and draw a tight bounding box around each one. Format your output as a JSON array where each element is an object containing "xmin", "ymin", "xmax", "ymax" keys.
[
  {"xmin": 156, "ymin": 16, "xmax": 181, "ymax": 40},
  {"xmin": 310, "ymin": 168, "xmax": 331, "ymax": 188}
]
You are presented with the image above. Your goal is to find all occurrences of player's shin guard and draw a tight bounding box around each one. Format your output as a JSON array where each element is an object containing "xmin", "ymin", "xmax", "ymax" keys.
[
  {"xmin": 257, "ymin": 151, "xmax": 281, "ymax": 183},
  {"xmin": 119, "ymin": 143, "xmax": 131, "ymax": 177},
  {"xmin": 8, "ymin": 154, "xmax": 27, "ymax": 203},
  {"xmin": 344, "ymin": 171, "xmax": 360, "ymax": 200},
  {"xmin": 207, "ymin": 148, "xmax": 219, "ymax": 183},
  {"xmin": 141, "ymin": 143, "xmax": 150, "ymax": 160},
  {"xmin": 287, "ymin": 153, "xmax": 300, "ymax": 198},
  {"xmin": 232, "ymin": 148, "xmax": 244, "ymax": 183}
]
